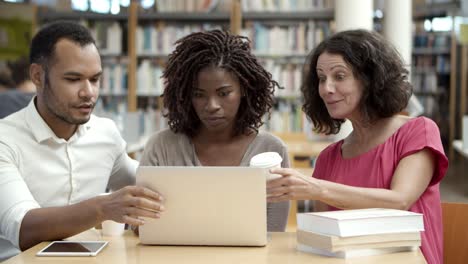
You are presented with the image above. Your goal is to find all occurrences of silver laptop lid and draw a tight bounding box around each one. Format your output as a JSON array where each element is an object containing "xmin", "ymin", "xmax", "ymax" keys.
[{"xmin": 136, "ymin": 166, "xmax": 267, "ymax": 246}]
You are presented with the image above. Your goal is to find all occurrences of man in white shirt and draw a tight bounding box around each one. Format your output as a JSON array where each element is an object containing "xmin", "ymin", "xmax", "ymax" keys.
[{"xmin": 0, "ymin": 21, "xmax": 164, "ymax": 261}]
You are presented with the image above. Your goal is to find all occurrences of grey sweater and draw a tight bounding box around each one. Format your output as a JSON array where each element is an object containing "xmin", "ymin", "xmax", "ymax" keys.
[{"xmin": 140, "ymin": 128, "xmax": 290, "ymax": 232}]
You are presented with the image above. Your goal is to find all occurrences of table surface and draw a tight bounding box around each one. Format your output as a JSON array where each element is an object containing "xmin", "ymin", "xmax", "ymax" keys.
[{"xmin": 4, "ymin": 230, "xmax": 426, "ymax": 264}]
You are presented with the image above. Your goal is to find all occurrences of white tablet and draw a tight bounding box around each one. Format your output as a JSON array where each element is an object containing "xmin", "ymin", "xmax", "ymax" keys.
[{"xmin": 36, "ymin": 241, "xmax": 108, "ymax": 257}]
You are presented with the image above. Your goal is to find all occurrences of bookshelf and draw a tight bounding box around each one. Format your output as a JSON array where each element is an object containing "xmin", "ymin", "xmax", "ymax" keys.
[
  {"xmin": 33, "ymin": 1, "xmax": 463, "ymax": 154},
  {"xmin": 36, "ymin": 1, "xmax": 335, "ymax": 137},
  {"xmin": 131, "ymin": 1, "xmax": 336, "ymax": 144},
  {"xmin": 413, "ymin": 0, "xmax": 459, "ymax": 20},
  {"xmin": 412, "ymin": 0, "xmax": 461, "ymax": 161},
  {"xmin": 452, "ymin": 41, "xmax": 468, "ymax": 161},
  {"xmin": 239, "ymin": 1, "xmax": 334, "ymax": 134},
  {"xmin": 411, "ymin": 1, "xmax": 463, "ymax": 154},
  {"xmin": 412, "ymin": 30, "xmax": 451, "ymax": 146}
]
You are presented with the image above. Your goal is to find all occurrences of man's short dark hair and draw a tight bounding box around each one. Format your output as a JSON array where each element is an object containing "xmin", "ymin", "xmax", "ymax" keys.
[{"xmin": 29, "ymin": 21, "xmax": 96, "ymax": 66}]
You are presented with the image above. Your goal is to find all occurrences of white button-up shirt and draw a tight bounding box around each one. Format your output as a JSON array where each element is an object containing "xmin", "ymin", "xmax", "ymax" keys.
[{"xmin": 0, "ymin": 99, "xmax": 138, "ymax": 260}]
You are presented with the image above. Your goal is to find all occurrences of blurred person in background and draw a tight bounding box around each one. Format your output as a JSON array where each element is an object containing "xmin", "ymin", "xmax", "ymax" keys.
[
  {"xmin": 0, "ymin": 69, "xmax": 15, "ymax": 91},
  {"xmin": 0, "ymin": 57, "xmax": 36, "ymax": 118}
]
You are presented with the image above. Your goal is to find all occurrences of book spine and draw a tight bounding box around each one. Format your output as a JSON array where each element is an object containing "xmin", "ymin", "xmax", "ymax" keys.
[{"xmin": 297, "ymin": 243, "xmax": 417, "ymax": 258}]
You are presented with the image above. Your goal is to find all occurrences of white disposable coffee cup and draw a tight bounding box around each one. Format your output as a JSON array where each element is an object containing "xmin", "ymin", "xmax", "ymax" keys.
[
  {"xmin": 249, "ymin": 152, "xmax": 283, "ymax": 181},
  {"xmin": 101, "ymin": 220, "xmax": 125, "ymax": 236},
  {"xmin": 98, "ymin": 193, "xmax": 125, "ymax": 236}
]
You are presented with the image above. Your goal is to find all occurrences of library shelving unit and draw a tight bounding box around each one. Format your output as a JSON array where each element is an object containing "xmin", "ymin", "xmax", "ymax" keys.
[
  {"xmin": 452, "ymin": 36, "xmax": 468, "ymax": 161},
  {"xmin": 35, "ymin": 0, "xmax": 329, "ymax": 218},
  {"xmin": 411, "ymin": 1, "xmax": 461, "ymax": 159},
  {"xmin": 412, "ymin": 29, "xmax": 451, "ymax": 147},
  {"xmin": 239, "ymin": 1, "xmax": 334, "ymax": 134},
  {"xmin": 36, "ymin": 1, "xmax": 464, "ymax": 158},
  {"xmin": 37, "ymin": 0, "xmax": 335, "ymax": 137}
]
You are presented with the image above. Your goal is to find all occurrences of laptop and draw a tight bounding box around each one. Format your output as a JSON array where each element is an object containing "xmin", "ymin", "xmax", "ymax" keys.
[{"xmin": 136, "ymin": 166, "xmax": 268, "ymax": 246}]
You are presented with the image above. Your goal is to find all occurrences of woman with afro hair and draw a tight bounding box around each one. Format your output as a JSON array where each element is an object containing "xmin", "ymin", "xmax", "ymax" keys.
[{"xmin": 139, "ymin": 29, "xmax": 290, "ymax": 231}]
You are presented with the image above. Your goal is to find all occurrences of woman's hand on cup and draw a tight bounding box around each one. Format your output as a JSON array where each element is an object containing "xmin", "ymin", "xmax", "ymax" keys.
[{"xmin": 266, "ymin": 168, "xmax": 321, "ymax": 202}]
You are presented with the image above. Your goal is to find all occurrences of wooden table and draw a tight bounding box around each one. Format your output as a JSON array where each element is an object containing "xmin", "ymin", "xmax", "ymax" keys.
[{"xmin": 4, "ymin": 230, "xmax": 426, "ymax": 264}]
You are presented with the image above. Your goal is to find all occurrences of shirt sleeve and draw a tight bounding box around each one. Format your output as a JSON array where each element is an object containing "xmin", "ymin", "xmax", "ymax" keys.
[
  {"xmin": 106, "ymin": 123, "xmax": 138, "ymax": 191},
  {"xmin": 397, "ymin": 117, "xmax": 449, "ymax": 186},
  {"xmin": 0, "ymin": 141, "xmax": 40, "ymax": 250}
]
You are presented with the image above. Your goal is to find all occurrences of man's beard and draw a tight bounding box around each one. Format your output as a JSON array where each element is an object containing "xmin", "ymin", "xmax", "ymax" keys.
[{"xmin": 43, "ymin": 73, "xmax": 94, "ymax": 125}]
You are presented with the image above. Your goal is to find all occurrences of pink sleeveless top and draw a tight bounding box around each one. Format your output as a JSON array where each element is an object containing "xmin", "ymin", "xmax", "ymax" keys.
[{"xmin": 313, "ymin": 117, "xmax": 448, "ymax": 264}]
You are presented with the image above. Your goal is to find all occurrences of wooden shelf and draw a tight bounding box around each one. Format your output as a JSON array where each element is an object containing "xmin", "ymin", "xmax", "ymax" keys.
[
  {"xmin": 138, "ymin": 12, "xmax": 230, "ymax": 21},
  {"xmin": 412, "ymin": 67, "xmax": 450, "ymax": 75},
  {"xmin": 38, "ymin": 10, "xmax": 232, "ymax": 22},
  {"xmin": 413, "ymin": 2, "xmax": 459, "ymax": 19},
  {"xmin": 243, "ymin": 10, "xmax": 333, "ymax": 20},
  {"xmin": 414, "ymin": 91, "xmax": 444, "ymax": 96},
  {"xmin": 39, "ymin": 4, "xmax": 457, "ymax": 24},
  {"xmin": 37, "ymin": 10, "xmax": 129, "ymax": 22},
  {"xmin": 38, "ymin": 9, "xmax": 334, "ymax": 23},
  {"xmin": 413, "ymin": 47, "xmax": 450, "ymax": 55}
]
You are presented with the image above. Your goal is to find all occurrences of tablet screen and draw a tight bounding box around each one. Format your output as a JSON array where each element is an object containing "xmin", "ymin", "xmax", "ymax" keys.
[{"xmin": 37, "ymin": 241, "xmax": 108, "ymax": 256}]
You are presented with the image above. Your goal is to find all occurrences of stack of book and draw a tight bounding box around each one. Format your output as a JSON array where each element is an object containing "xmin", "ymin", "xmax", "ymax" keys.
[{"xmin": 296, "ymin": 208, "xmax": 424, "ymax": 258}]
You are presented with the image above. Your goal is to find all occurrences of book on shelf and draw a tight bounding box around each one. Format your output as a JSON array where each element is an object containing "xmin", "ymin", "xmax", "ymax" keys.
[
  {"xmin": 297, "ymin": 243, "xmax": 418, "ymax": 259},
  {"xmin": 136, "ymin": 23, "xmax": 224, "ymax": 56},
  {"xmin": 102, "ymin": 63, "xmax": 128, "ymax": 95},
  {"xmin": 266, "ymin": 101, "xmax": 305, "ymax": 133},
  {"xmin": 91, "ymin": 22, "xmax": 122, "ymax": 55},
  {"xmin": 297, "ymin": 208, "xmax": 424, "ymax": 237},
  {"xmin": 154, "ymin": 0, "xmax": 228, "ymax": 13},
  {"xmin": 241, "ymin": 0, "xmax": 334, "ymax": 12},
  {"xmin": 242, "ymin": 21, "xmax": 330, "ymax": 56},
  {"xmin": 296, "ymin": 229, "xmax": 421, "ymax": 252}
]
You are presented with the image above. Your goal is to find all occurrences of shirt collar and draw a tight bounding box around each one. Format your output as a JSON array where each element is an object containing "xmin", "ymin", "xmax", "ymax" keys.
[{"xmin": 24, "ymin": 97, "xmax": 91, "ymax": 143}]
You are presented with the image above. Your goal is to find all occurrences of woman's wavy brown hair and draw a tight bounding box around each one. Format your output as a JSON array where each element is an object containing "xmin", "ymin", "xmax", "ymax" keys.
[
  {"xmin": 162, "ymin": 29, "xmax": 280, "ymax": 137},
  {"xmin": 302, "ymin": 29, "xmax": 412, "ymax": 134}
]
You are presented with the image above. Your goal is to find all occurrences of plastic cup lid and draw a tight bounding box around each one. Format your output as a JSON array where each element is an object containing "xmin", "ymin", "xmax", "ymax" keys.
[{"xmin": 249, "ymin": 152, "xmax": 283, "ymax": 168}]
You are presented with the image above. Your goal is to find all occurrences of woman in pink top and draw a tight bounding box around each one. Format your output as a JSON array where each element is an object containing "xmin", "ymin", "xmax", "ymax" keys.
[{"xmin": 266, "ymin": 30, "xmax": 448, "ymax": 264}]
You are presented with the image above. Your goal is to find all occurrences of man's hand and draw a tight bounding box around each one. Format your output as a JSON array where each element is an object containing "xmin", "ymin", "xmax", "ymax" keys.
[{"xmin": 98, "ymin": 186, "xmax": 164, "ymax": 226}]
